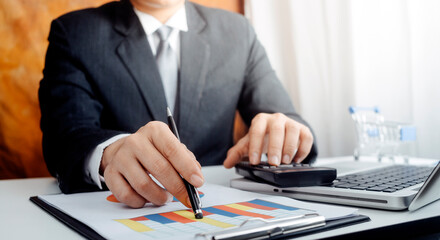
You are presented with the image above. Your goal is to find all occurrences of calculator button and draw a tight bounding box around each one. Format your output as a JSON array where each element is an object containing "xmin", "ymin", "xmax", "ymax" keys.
[
  {"xmin": 255, "ymin": 165, "xmax": 269, "ymax": 169},
  {"xmin": 279, "ymin": 164, "xmax": 294, "ymax": 168}
]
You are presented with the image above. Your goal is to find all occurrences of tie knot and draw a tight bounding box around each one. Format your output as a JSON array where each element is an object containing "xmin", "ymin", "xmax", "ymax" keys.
[{"xmin": 156, "ymin": 26, "xmax": 172, "ymax": 41}]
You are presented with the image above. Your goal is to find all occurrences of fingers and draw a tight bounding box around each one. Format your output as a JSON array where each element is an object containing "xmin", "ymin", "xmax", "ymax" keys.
[
  {"xmin": 142, "ymin": 122, "xmax": 204, "ymax": 208},
  {"xmin": 104, "ymin": 167, "xmax": 147, "ymax": 208},
  {"xmin": 134, "ymin": 140, "xmax": 192, "ymax": 208},
  {"xmin": 267, "ymin": 114, "xmax": 286, "ymax": 165},
  {"xmin": 244, "ymin": 113, "xmax": 314, "ymax": 166},
  {"xmin": 119, "ymin": 157, "xmax": 173, "ymax": 206},
  {"xmin": 104, "ymin": 138, "xmax": 173, "ymax": 207},
  {"xmin": 223, "ymin": 134, "xmax": 249, "ymax": 168},
  {"xmin": 248, "ymin": 114, "xmax": 268, "ymax": 164},
  {"xmin": 293, "ymin": 126, "xmax": 314, "ymax": 163},
  {"xmin": 144, "ymin": 122, "xmax": 204, "ymax": 188},
  {"xmin": 282, "ymin": 121, "xmax": 300, "ymax": 164},
  {"xmin": 102, "ymin": 121, "xmax": 203, "ymax": 209}
]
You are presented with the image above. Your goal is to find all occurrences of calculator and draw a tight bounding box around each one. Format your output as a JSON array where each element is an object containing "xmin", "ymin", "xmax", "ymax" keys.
[{"xmin": 235, "ymin": 161, "xmax": 337, "ymax": 188}]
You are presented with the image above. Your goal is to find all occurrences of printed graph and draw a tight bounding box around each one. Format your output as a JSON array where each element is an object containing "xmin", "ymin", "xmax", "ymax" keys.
[{"xmin": 114, "ymin": 199, "xmax": 313, "ymax": 239}]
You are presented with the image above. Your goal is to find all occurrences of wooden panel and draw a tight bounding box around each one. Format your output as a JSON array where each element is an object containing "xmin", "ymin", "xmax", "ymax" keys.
[
  {"xmin": 0, "ymin": 0, "xmax": 111, "ymax": 179},
  {"xmin": 191, "ymin": 0, "xmax": 244, "ymax": 14}
]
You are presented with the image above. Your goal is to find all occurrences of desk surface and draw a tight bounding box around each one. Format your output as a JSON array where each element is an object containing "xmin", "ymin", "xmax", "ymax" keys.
[{"xmin": 1, "ymin": 157, "xmax": 440, "ymax": 239}]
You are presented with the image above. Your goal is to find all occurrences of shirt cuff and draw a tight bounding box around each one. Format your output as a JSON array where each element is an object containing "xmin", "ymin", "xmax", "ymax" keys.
[{"xmin": 85, "ymin": 134, "xmax": 131, "ymax": 189}]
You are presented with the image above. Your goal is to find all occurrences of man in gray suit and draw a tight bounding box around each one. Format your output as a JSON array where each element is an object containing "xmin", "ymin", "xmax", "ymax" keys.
[{"xmin": 39, "ymin": 0, "xmax": 317, "ymax": 209}]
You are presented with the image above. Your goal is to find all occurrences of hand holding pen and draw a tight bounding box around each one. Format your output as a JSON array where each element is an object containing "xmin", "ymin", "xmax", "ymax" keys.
[
  {"xmin": 167, "ymin": 107, "xmax": 204, "ymax": 219},
  {"xmin": 100, "ymin": 110, "xmax": 204, "ymax": 210}
]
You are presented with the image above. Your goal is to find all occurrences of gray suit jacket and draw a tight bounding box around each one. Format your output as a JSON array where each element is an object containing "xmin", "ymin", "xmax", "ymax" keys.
[{"xmin": 39, "ymin": 0, "xmax": 317, "ymax": 193}]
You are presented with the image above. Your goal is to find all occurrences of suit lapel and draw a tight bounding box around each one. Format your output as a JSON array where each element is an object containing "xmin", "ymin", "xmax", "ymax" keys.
[
  {"xmin": 179, "ymin": 2, "xmax": 210, "ymax": 143},
  {"xmin": 114, "ymin": 1, "xmax": 168, "ymax": 123}
]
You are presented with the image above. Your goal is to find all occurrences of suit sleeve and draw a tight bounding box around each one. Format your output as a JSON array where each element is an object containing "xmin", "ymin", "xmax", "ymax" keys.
[
  {"xmin": 39, "ymin": 19, "xmax": 125, "ymax": 193},
  {"xmin": 237, "ymin": 22, "xmax": 318, "ymax": 164}
]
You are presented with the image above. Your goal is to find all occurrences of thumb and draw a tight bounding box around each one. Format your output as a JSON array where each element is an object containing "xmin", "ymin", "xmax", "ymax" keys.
[{"xmin": 223, "ymin": 134, "xmax": 249, "ymax": 169}]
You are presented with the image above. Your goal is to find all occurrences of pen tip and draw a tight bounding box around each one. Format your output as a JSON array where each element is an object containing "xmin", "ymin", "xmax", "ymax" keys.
[
  {"xmin": 195, "ymin": 213, "xmax": 203, "ymax": 219},
  {"xmin": 166, "ymin": 107, "xmax": 172, "ymax": 117}
]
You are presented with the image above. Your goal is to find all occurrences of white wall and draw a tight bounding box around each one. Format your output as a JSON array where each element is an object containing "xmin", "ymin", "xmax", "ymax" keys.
[{"xmin": 248, "ymin": 0, "xmax": 440, "ymax": 159}]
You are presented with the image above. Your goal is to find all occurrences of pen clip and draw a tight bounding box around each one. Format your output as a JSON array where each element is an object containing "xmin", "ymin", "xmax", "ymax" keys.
[{"xmin": 194, "ymin": 189, "xmax": 202, "ymax": 208}]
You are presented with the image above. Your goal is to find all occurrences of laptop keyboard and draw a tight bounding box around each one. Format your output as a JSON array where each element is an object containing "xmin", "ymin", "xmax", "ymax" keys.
[{"xmin": 328, "ymin": 165, "xmax": 434, "ymax": 193}]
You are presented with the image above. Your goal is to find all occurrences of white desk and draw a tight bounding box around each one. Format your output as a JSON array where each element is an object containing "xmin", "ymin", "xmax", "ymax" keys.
[{"xmin": 1, "ymin": 157, "xmax": 440, "ymax": 239}]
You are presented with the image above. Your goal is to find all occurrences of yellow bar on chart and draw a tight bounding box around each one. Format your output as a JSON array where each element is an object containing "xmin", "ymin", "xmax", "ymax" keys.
[
  {"xmin": 115, "ymin": 219, "xmax": 153, "ymax": 232},
  {"xmin": 225, "ymin": 203, "xmax": 254, "ymax": 211},
  {"xmin": 173, "ymin": 210, "xmax": 235, "ymax": 228}
]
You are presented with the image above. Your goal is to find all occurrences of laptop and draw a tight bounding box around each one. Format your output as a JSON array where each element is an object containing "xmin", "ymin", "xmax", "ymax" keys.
[{"xmin": 230, "ymin": 159, "xmax": 440, "ymax": 211}]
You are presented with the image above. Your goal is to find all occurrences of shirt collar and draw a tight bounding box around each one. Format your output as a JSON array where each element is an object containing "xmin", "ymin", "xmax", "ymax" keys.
[{"xmin": 133, "ymin": 5, "xmax": 188, "ymax": 36}]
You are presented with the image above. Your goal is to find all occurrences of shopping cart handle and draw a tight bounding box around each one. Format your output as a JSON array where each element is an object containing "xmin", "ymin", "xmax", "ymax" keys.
[{"xmin": 349, "ymin": 106, "xmax": 380, "ymax": 114}]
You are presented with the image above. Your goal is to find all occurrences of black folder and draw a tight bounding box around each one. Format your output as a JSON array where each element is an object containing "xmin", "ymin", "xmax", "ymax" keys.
[{"xmin": 30, "ymin": 196, "xmax": 369, "ymax": 240}]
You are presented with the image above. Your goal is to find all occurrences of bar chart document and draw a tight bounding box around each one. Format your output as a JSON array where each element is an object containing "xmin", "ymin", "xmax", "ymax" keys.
[
  {"xmin": 114, "ymin": 199, "xmax": 314, "ymax": 239},
  {"xmin": 37, "ymin": 184, "xmax": 358, "ymax": 240}
]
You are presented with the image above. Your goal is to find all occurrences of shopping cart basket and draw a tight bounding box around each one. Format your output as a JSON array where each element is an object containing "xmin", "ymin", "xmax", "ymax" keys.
[{"xmin": 349, "ymin": 106, "xmax": 416, "ymax": 161}]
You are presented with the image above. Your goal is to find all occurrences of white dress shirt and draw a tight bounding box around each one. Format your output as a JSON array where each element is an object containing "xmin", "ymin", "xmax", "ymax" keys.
[{"xmin": 84, "ymin": 6, "xmax": 188, "ymax": 188}]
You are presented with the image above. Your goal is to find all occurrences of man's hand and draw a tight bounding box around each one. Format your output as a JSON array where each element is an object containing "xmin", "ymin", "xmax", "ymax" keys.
[
  {"xmin": 224, "ymin": 113, "xmax": 313, "ymax": 168},
  {"xmin": 101, "ymin": 121, "xmax": 204, "ymax": 208}
]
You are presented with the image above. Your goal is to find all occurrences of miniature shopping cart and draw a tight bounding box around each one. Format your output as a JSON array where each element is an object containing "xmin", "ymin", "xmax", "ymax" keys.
[{"xmin": 349, "ymin": 106, "xmax": 417, "ymax": 161}]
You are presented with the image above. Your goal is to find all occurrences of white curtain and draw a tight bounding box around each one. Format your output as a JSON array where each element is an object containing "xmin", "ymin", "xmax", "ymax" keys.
[{"xmin": 246, "ymin": 0, "xmax": 440, "ymax": 159}]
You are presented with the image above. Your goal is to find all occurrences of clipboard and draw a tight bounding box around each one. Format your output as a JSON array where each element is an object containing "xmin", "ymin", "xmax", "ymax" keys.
[
  {"xmin": 30, "ymin": 196, "xmax": 105, "ymax": 240},
  {"xmin": 30, "ymin": 196, "xmax": 369, "ymax": 240}
]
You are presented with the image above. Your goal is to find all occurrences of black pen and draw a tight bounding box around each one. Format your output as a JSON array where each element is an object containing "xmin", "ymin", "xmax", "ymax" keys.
[{"xmin": 166, "ymin": 107, "xmax": 203, "ymax": 219}]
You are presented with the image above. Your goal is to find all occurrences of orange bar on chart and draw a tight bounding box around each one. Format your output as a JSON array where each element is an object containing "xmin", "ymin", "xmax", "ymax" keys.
[
  {"xmin": 130, "ymin": 216, "xmax": 149, "ymax": 221},
  {"xmin": 201, "ymin": 210, "xmax": 214, "ymax": 216},
  {"xmin": 160, "ymin": 212, "xmax": 196, "ymax": 224}
]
